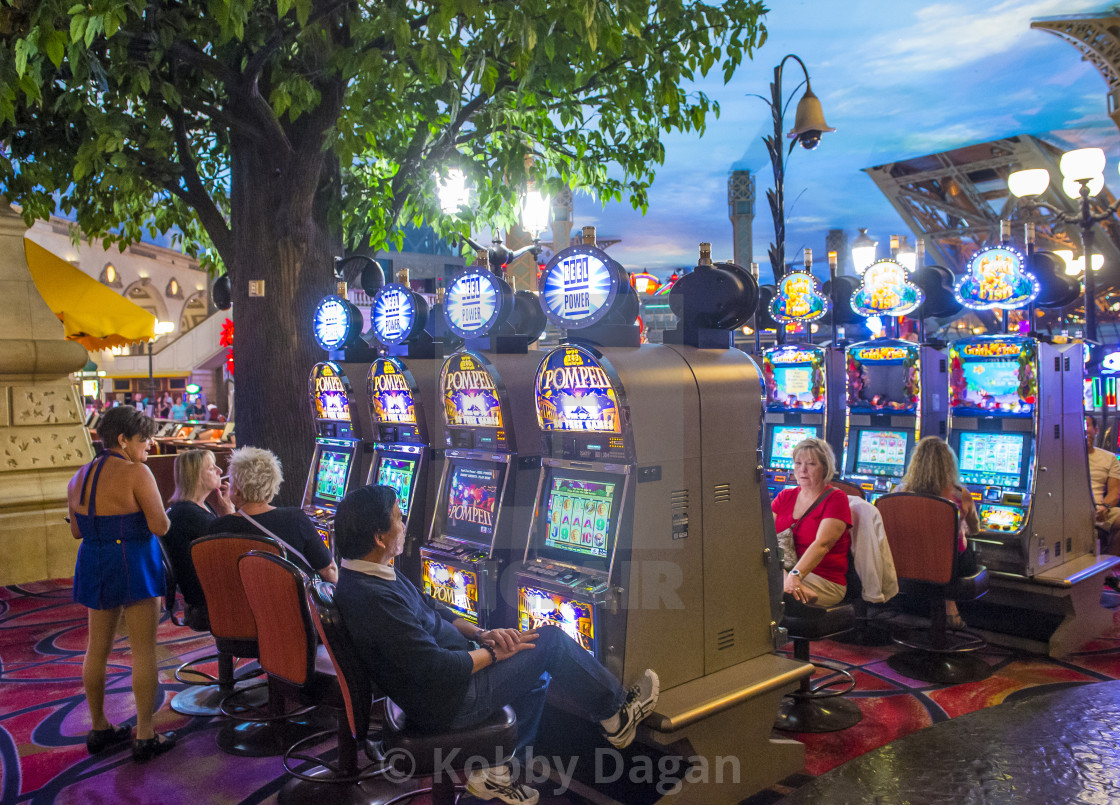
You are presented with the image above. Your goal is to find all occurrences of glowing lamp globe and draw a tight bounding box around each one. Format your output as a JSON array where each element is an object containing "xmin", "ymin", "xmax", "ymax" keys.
[
  {"xmin": 1059, "ymin": 148, "xmax": 1106, "ymax": 183},
  {"xmin": 521, "ymin": 189, "xmax": 551, "ymax": 237},
  {"xmin": 1007, "ymin": 169, "xmax": 1050, "ymax": 198},
  {"xmin": 437, "ymin": 169, "xmax": 470, "ymax": 215},
  {"xmin": 1062, "ymin": 175, "xmax": 1105, "ymax": 200}
]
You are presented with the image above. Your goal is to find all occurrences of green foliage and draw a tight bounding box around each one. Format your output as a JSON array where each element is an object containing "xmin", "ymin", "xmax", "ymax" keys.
[{"xmin": 0, "ymin": 0, "xmax": 768, "ymax": 268}]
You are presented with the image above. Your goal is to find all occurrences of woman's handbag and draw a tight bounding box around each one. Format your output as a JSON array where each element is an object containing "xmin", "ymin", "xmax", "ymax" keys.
[{"xmin": 777, "ymin": 488, "xmax": 834, "ymax": 571}]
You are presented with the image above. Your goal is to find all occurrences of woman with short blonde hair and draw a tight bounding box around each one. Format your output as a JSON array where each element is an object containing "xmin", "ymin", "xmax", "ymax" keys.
[{"xmin": 206, "ymin": 446, "xmax": 337, "ymax": 582}]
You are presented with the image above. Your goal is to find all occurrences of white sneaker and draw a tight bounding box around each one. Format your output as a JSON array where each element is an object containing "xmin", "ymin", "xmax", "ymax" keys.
[
  {"xmin": 602, "ymin": 668, "xmax": 660, "ymax": 749},
  {"xmin": 465, "ymin": 765, "xmax": 540, "ymax": 804}
]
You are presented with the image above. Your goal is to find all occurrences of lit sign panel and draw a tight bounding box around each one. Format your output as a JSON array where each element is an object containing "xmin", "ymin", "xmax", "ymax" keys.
[
  {"xmin": 313, "ymin": 295, "xmax": 358, "ymax": 350},
  {"xmin": 954, "ymin": 245, "xmax": 1039, "ymax": 310},
  {"xmin": 368, "ymin": 358, "xmax": 418, "ymax": 425},
  {"xmin": 309, "ymin": 362, "xmax": 352, "ymax": 421},
  {"xmin": 371, "ymin": 284, "xmax": 420, "ymax": 345},
  {"xmin": 535, "ymin": 346, "xmax": 622, "ymax": 433},
  {"xmin": 852, "ymin": 259, "xmax": 923, "ymax": 317},
  {"xmin": 441, "ymin": 352, "xmax": 503, "ymax": 429},
  {"xmin": 539, "ymin": 246, "xmax": 620, "ymax": 327},
  {"xmin": 445, "ymin": 270, "xmax": 503, "ymax": 338},
  {"xmin": 770, "ymin": 270, "xmax": 829, "ymax": 323}
]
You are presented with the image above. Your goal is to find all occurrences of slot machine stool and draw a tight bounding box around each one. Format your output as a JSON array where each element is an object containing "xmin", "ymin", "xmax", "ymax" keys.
[
  {"xmin": 877, "ymin": 493, "xmax": 992, "ymax": 685},
  {"xmin": 306, "ymin": 576, "xmax": 519, "ymax": 805},
  {"xmin": 774, "ymin": 600, "xmax": 863, "ymax": 733}
]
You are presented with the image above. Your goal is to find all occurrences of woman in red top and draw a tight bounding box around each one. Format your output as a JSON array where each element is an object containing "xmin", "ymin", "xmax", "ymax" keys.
[{"xmin": 771, "ymin": 438, "xmax": 851, "ymax": 607}]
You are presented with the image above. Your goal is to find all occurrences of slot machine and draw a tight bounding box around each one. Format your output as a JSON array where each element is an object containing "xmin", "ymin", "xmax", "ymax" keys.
[
  {"xmin": 365, "ymin": 356, "xmax": 438, "ymax": 570},
  {"xmin": 840, "ymin": 339, "xmax": 947, "ymax": 501},
  {"xmin": 760, "ymin": 343, "xmax": 844, "ymax": 498},
  {"xmin": 516, "ymin": 240, "xmax": 810, "ymax": 800},
  {"xmin": 946, "ymin": 334, "xmax": 1093, "ymax": 575},
  {"xmin": 420, "ymin": 349, "xmax": 541, "ymax": 626},
  {"xmin": 301, "ymin": 361, "xmax": 375, "ymax": 548}
]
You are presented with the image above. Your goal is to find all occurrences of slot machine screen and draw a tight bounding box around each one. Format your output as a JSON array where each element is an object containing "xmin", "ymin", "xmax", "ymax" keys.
[
  {"xmin": 766, "ymin": 425, "xmax": 820, "ymax": 470},
  {"xmin": 956, "ymin": 431, "xmax": 1029, "ymax": 488},
  {"xmin": 537, "ymin": 469, "xmax": 624, "ymax": 567},
  {"xmin": 375, "ymin": 456, "xmax": 418, "ymax": 518},
  {"xmin": 443, "ymin": 460, "xmax": 505, "ymax": 543},
  {"xmin": 313, "ymin": 446, "xmax": 353, "ymax": 505},
  {"xmin": 421, "ymin": 559, "xmax": 479, "ymax": 623},
  {"xmin": 517, "ymin": 586, "xmax": 596, "ymax": 656},
  {"xmin": 853, "ymin": 429, "xmax": 911, "ymax": 476},
  {"xmin": 851, "ymin": 363, "xmax": 914, "ymax": 412}
]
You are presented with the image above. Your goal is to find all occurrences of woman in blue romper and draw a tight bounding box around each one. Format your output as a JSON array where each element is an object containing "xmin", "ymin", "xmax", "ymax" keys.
[{"xmin": 67, "ymin": 406, "xmax": 174, "ymax": 761}]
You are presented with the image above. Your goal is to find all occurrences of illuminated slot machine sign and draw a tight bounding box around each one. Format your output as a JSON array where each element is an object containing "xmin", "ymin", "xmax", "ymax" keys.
[
  {"xmin": 539, "ymin": 246, "xmax": 623, "ymax": 328},
  {"xmin": 444, "ymin": 269, "xmax": 508, "ymax": 339},
  {"xmin": 770, "ymin": 270, "xmax": 829, "ymax": 324},
  {"xmin": 762, "ymin": 345, "xmax": 826, "ymax": 412},
  {"xmin": 369, "ymin": 358, "xmax": 418, "ymax": 426},
  {"xmin": 371, "ymin": 284, "xmax": 424, "ymax": 345},
  {"xmin": 310, "ymin": 362, "xmax": 353, "ymax": 422},
  {"xmin": 518, "ymin": 586, "xmax": 596, "ymax": 656},
  {"xmin": 441, "ymin": 352, "xmax": 507, "ymax": 450},
  {"xmin": 422, "ymin": 560, "xmax": 479, "ymax": 623},
  {"xmin": 953, "ymin": 245, "xmax": 1039, "ymax": 311},
  {"xmin": 852, "ymin": 260, "xmax": 923, "ymax": 317},
  {"xmin": 535, "ymin": 347, "xmax": 622, "ymax": 434},
  {"xmin": 846, "ymin": 342, "xmax": 920, "ymax": 414},
  {"xmin": 949, "ymin": 337, "xmax": 1037, "ymax": 418}
]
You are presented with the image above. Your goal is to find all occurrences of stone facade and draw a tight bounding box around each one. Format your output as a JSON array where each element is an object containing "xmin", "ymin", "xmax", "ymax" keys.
[{"xmin": 0, "ymin": 201, "xmax": 92, "ymax": 585}]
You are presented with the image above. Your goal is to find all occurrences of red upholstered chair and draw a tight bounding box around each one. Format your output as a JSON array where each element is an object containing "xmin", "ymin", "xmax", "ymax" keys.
[
  {"xmin": 875, "ymin": 492, "xmax": 991, "ymax": 684},
  {"xmin": 191, "ymin": 534, "xmax": 326, "ymax": 756},
  {"xmin": 306, "ymin": 580, "xmax": 519, "ymax": 805},
  {"xmin": 830, "ymin": 479, "xmax": 866, "ymax": 499}
]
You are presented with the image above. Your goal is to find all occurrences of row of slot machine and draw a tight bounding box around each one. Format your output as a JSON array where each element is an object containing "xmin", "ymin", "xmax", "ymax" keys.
[
  {"xmin": 759, "ymin": 331, "xmax": 1092, "ymax": 579},
  {"xmin": 298, "ymin": 237, "xmax": 811, "ymax": 801},
  {"xmin": 753, "ymin": 238, "xmax": 1117, "ymax": 657}
]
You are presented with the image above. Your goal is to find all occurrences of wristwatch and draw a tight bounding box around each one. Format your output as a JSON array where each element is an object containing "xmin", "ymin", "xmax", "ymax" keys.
[{"xmin": 789, "ymin": 569, "xmax": 802, "ymax": 578}]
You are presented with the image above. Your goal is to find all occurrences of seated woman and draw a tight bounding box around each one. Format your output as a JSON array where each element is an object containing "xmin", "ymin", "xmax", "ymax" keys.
[
  {"xmin": 205, "ymin": 446, "xmax": 338, "ymax": 582},
  {"xmin": 771, "ymin": 438, "xmax": 851, "ymax": 607},
  {"xmin": 164, "ymin": 449, "xmax": 235, "ymax": 630},
  {"xmin": 897, "ymin": 435, "xmax": 979, "ymax": 628}
]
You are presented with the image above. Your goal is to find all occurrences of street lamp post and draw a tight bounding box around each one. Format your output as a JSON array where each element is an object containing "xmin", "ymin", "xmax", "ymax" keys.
[
  {"xmin": 753, "ymin": 54, "xmax": 834, "ymax": 289},
  {"xmin": 1008, "ymin": 147, "xmax": 1120, "ymax": 349}
]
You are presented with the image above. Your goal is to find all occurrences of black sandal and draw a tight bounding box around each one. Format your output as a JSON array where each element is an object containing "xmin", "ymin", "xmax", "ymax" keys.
[
  {"xmin": 85, "ymin": 724, "xmax": 131, "ymax": 754},
  {"xmin": 131, "ymin": 731, "xmax": 178, "ymax": 762}
]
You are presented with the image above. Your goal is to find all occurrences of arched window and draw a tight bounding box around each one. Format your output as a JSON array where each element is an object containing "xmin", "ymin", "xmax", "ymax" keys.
[{"xmin": 179, "ymin": 291, "xmax": 208, "ymax": 333}]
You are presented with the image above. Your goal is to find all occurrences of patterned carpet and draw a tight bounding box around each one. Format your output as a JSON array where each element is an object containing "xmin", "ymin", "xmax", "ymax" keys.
[{"xmin": 3, "ymin": 578, "xmax": 1120, "ymax": 804}]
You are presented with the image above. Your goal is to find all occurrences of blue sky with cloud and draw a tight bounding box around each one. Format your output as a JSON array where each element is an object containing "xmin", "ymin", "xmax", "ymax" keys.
[{"xmin": 580, "ymin": 0, "xmax": 1116, "ymax": 281}]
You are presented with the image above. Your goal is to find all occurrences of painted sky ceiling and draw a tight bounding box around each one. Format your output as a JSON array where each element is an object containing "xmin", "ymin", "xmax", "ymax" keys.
[{"xmin": 578, "ymin": 0, "xmax": 1119, "ymax": 280}]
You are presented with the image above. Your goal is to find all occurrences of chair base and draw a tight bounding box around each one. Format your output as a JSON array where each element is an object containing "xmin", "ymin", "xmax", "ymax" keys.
[
  {"xmin": 171, "ymin": 678, "xmax": 263, "ymax": 717},
  {"xmin": 379, "ymin": 780, "xmax": 462, "ymax": 805},
  {"xmin": 277, "ymin": 770, "xmax": 416, "ymax": 805},
  {"xmin": 216, "ymin": 708, "xmax": 335, "ymax": 758},
  {"xmin": 775, "ymin": 696, "xmax": 863, "ymax": 733},
  {"xmin": 887, "ymin": 649, "xmax": 992, "ymax": 685}
]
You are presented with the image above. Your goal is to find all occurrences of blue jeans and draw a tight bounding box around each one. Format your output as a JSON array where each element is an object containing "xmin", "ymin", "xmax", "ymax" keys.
[{"xmin": 448, "ymin": 625, "xmax": 626, "ymax": 757}]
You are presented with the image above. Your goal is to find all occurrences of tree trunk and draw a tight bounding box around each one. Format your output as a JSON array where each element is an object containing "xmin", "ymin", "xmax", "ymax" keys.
[{"xmin": 227, "ymin": 123, "xmax": 340, "ymax": 506}]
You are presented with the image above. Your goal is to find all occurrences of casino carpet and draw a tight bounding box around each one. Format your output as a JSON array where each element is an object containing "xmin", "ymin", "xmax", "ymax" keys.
[{"xmin": 4, "ymin": 579, "xmax": 1120, "ymax": 805}]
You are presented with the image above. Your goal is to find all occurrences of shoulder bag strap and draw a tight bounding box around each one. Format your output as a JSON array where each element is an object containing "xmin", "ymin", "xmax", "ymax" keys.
[{"xmin": 236, "ymin": 510, "xmax": 307, "ymax": 567}]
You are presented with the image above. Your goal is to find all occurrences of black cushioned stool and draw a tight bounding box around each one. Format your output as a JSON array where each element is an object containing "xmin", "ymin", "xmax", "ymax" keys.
[{"xmin": 774, "ymin": 599, "xmax": 863, "ymax": 733}]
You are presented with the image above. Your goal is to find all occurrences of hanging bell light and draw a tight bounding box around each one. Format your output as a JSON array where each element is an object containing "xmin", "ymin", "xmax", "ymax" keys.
[{"xmin": 787, "ymin": 84, "xmax": 835, "ymax": 151}]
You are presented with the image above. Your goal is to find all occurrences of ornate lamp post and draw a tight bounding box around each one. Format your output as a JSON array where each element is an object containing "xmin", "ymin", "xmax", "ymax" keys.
[
  {"xmin": 1008, "ymin": 147, "xmax": 1120, "ymax": 347},
  {"xmin": 753, "ymin": 54, "xmax": 834, "ymax": 285}
]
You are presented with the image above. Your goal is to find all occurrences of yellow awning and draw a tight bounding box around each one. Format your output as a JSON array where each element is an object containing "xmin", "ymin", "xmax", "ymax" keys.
[{"xmin": 24, "ymin": 238, "xmax": 156, "ymax": 351}]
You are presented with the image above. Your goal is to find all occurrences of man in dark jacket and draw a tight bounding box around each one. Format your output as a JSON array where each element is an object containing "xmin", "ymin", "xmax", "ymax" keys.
[{"xmin": 333, "ymin": 485, "xmax": 659, "ymax": 805}]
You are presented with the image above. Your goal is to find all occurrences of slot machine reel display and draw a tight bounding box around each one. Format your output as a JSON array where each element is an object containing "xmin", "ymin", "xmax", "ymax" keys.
[
  {"xmin": 840, "ymin": 339, "xmax": 947, "ymax": 501},
  {"xmin": 301, "ymin": 362, "xmax": 374, "ymax": 549}
]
